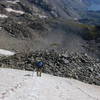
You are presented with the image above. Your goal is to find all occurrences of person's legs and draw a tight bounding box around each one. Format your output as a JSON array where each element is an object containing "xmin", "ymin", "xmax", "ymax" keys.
[
  {"xmin": 39, "ymin": 68, "xmax": 42, "ymax": 77},
  {"xmin": 37, "ymin": 68, "xmax": 42, "ymax": 77},
  {"xmin": 37, "ymin": 68, "xmax": 39, "ymax": 76}
]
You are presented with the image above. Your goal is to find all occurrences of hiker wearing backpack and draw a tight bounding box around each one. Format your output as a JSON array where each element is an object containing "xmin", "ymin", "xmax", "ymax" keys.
[{"xmin": 35, "ymin": 58, "xmax": 44, "ymax": 77}]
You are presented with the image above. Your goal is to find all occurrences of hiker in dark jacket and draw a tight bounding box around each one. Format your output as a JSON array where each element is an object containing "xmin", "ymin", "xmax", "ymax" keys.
[{"xmin": 35, "ymin": 59, "xmax": 44, "ymax": 77}]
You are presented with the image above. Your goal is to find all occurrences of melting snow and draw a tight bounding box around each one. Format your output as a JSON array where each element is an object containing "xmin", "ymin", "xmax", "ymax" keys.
[
  {"xmin": 0, "ymin": 49, "xmax": 15, "ymax": 56},
  {"xmin": 38, "ymin": 15, "xmax": 47, "ymax": 19},
  {"xmin": 0, "ymin": 14, "xmax": 8, "ymax": 18},
  {"xmin": 7, "ymin": 0, "xmax": 20, "ymax": 4},
  {"xmin": 74, "ymin": 18, "xmax": 78, "ymax": 21},
  {"xmin": 5, "ymin": 8, "xmax": 24, "ymax": 14},
  {"xmin": 0, "ymin": 68, "xmax": 100, "ymax": 100},
  {"xmin": 34, "ymin": 13, "xmax": 48, "ymax": 19}
]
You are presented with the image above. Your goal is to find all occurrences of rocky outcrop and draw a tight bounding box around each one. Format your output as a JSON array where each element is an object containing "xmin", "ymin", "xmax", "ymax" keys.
[
  {"xmin": 1, "ymin": 18, "xmax": 32, "ymax": 38},
  {"xmin": 0, "ymin": 49, "xmax": 100, "ymax": 85}
]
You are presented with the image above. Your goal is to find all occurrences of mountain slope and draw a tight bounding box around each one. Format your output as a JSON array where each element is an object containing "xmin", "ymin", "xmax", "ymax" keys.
[
  {"xmin": 27, "ymin": 0, "xmax": 88, "ymax": 19},
  {"xmin": 0, "ymin": 68, "xmax": 100, "ymax": 100},
  {"xmin": 0, "ymin": 0, "xmax": 100, "ymax": 58},
  {"xmin": 0, "ymin": 0, "xmax": 87, "ymax": 52},
  {"xmin": 86, "ymin": 0, "xmax": 100, "ymax": 4}
]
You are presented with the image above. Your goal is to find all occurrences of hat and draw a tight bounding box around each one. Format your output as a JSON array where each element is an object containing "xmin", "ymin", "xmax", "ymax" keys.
[{"xmin": 36, "ymin": 57, "xmax": 42, "ymax": 61}]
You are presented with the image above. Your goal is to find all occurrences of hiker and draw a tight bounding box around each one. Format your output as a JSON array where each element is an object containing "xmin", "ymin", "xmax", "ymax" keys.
[{"xmin": 35, "ymin": 59, "xmax": 44, "ymax": 77}]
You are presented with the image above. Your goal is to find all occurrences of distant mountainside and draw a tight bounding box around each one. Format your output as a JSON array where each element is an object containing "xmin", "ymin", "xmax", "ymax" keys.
[
  {"xmin": 21, "ymin": 0, "xmax": 89, "ymax": 19},
  {"xmin": 0, "ymin": 0, "xmax": 100, "ymax": 58},
  {"xmin": 88, "ymin": 0, "xmax": 100, "ymax": 4},
  {"xmin": 0, "ymin": 0, "xmax": 91, "ymax": 22},
  {"xmin": 82, "ymin": 0, "xmax": 100, "ymax": 4}
]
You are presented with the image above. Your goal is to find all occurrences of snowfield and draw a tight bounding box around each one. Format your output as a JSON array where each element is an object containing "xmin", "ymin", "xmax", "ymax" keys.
[
  {"xmin": 0, "ymin": 68, "xmax": 100, "ymax": 100},
  {"xmin": 7, "ymin": 0, "xmax": 20, "ymax": 4},
  {"xmin": 0, "ymin": 14, "xmax": 8, "ymax": 18},
  {"xmin": 0, "ymin": 49, "xmax": 15, "ymax": 56},
  {"xmin": 5, "ymin": 8, "xmax": 24, "ymax": 14}
]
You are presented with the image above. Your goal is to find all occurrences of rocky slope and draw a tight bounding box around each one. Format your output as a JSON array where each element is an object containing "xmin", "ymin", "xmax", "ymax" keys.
[
  {"xmin": 0, "ymin": 49, "xmax": 100, "ymax": 85},
  {"xmin": 0, "ymin": 0, "xmax": 100, "ymax": 88},
  {"xmin": 0, "ymin": 0, "xmax": 100, "ymax": 58},
  {"xmin": 27, "ymin": 0, "xmax": 88, "ymax": 19},
  {"xmin": 0, "ymin": 0, "xmax": 85, "ymax": 52}
]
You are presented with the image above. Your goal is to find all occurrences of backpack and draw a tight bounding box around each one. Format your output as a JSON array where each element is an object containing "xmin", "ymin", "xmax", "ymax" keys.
[{"xmin": 36, "ymin": 61, "xmax": 44, "ymax": 68}]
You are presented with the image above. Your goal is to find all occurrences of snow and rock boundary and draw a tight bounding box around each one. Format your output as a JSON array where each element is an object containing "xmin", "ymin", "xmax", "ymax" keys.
[
  {"xmin": 0, "ymin": 49, "xmax": 15, "ymax": 56},
  {"xmin": 0, "ymin": 49, "xmax": 100, "ymax": 86}
]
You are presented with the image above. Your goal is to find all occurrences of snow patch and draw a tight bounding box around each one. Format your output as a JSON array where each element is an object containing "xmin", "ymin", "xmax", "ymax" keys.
[
  {"xmin": 38, "ymin": 15, "xmax": 47, "ymax": 19},
  {"xmin": 34, "ymin": 13, "xmax": 48, "ymax": 19},
  {"xmin": 0, "ymin": 68, "xmax": 100, "ymax": 100},
  {"xmin": 0, "ymin": 14, "xmax": 8, "ymax": 18},
  {"xmin": 0, "ymin": 49, "xmax": 15, "ymax": 56},
  {"xmin": 5, "ymin": 8, "xmax": 24, "ymax": 14},
  {"xmin": 74, "ymin": 18, "xmax": 78, "ymax": 21},
  {"xmin": 7, "ymin": 0, "xmax": 20, "ymax": 4}
]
